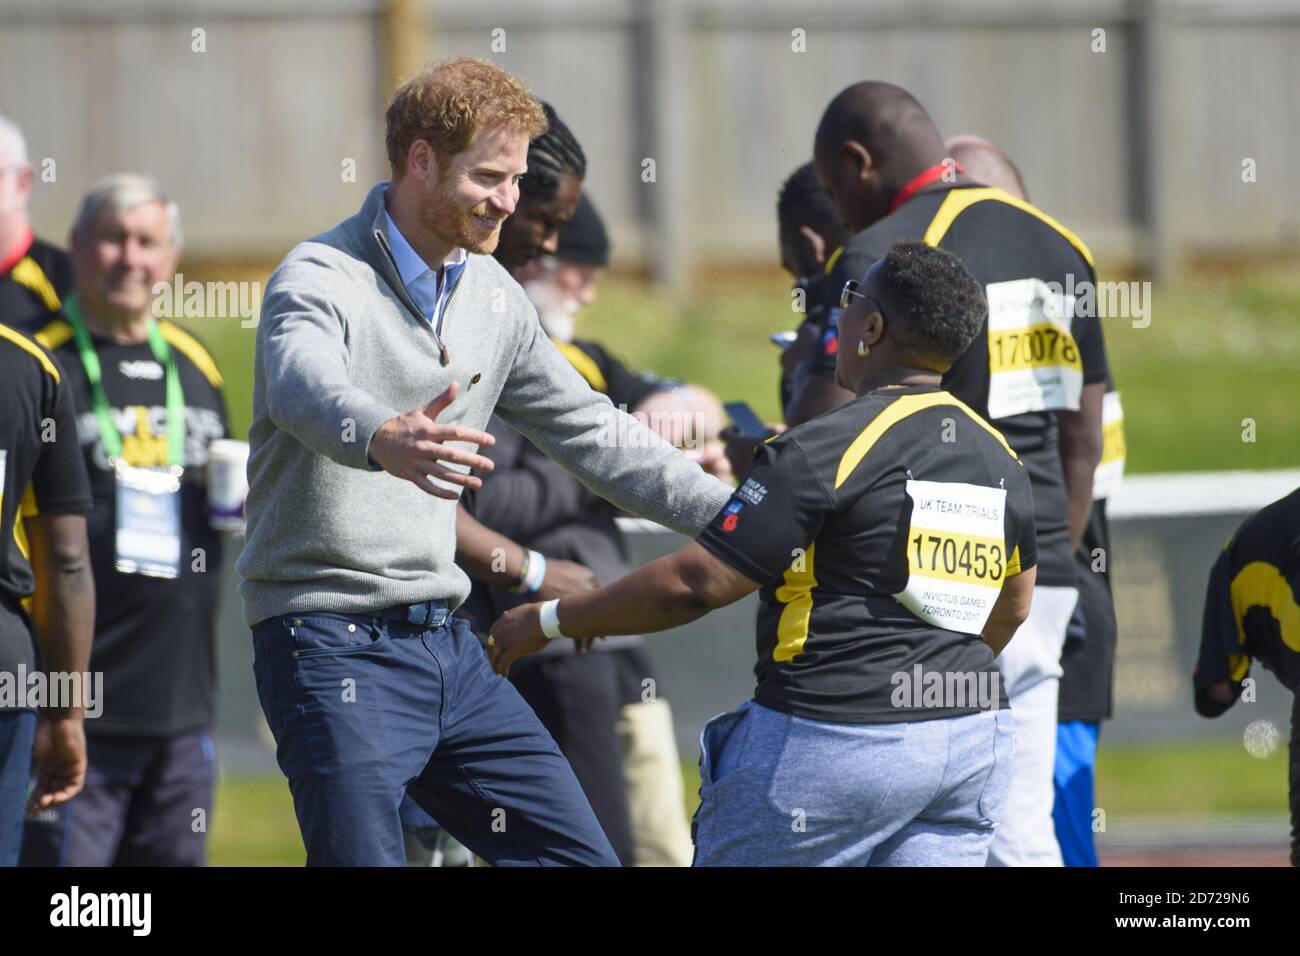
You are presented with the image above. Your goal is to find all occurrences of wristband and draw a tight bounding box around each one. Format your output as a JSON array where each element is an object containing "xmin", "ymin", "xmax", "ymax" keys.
[
  {"xmin": 509, "ymin": 549, "xmax": 547, "ymax": 594},
  {"xmin": 538, "ymin": 599, "xmax": 564, "ymax": 640},
  {"xmin": 522, "ymin": 550, "xmax": 547, "ymax": 594}
]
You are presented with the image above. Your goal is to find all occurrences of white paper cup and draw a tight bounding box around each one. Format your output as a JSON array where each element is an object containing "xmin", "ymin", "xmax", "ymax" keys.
[{"xmin": 208, "ymin": 439, "xmax": 250, "ymax": 532}]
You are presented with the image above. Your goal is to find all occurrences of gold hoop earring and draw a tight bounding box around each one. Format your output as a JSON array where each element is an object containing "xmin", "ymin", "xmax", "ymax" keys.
[{"xmin": 857, "ymin": 340, "xmax": 870, "ymax": 357}]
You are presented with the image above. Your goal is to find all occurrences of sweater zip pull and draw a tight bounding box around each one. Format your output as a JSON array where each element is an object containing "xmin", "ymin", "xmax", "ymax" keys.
[{"xmin": 375, "ymin": 226, "xmax": 454, "ymax": 366}]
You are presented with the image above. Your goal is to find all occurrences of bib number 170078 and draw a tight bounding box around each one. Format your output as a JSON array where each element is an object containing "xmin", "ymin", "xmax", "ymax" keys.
[{"xmin": 985, "ymin": 277, "xmax": 1084, "ymax": 419}]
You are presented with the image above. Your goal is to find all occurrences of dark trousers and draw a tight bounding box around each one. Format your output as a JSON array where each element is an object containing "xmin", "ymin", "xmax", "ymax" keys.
[
  {"xmin": 20, "ymin": 729, "xmax": 213, "ymax": 866},
  {"xmin": 509, "ymin": 650, "xmax": 638, "ymax": 866},
  {"xmin": 252, "ymin": 611, "xmax": 618, "ymax": 867},
  {"xmin": 0, "ymin": 711, "xmax": 36, "ymax": 866}
]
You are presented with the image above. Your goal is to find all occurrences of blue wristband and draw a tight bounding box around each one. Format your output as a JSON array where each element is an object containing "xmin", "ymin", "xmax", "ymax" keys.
[{"xmin": 523, "ymin": 551, "xmax": 547, "ymax": 594}]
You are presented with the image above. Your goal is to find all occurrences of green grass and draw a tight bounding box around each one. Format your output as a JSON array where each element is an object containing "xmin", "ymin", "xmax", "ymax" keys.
[
  {"xmin": 212, "ymin": 737, "xmax": 1289, "ymax": 865},
  {"xmin": 209, "ymin": 773, "xmax": 304, "ymax": 867},
  {"xmin": 1094, "ymin": 739, "xmax": 1291, "ymax": 817},
  {"xmin": 176, "ymin": 264, "xmax": 1300, "ymax": 475}
]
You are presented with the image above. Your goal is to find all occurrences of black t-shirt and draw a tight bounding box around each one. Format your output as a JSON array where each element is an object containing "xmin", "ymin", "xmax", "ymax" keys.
[
  {"xmin": 0, "ymin": 237, "xmax": 74, "ymax": 334},
  {"xmin": 813, "ymin": 184, "xmax": 1108, "ymax": 587},
  {"xmin": 1194, "ymin": 486, "xmax": 1300, "ymax": 865},
  {"xmin": 33, "ymin": 316, "xmax": 230, "ymax": 735},
  {"xmin": 1195, "ymin": 486, "xmax": 1300, "ymax": 713},
  {"xmin": 697, "ymin": 384, "xmax": 1036, "ymax": 724},
  {"xmin": 0, "ymin": 323, "xmax": 93, "ymax": 705}
]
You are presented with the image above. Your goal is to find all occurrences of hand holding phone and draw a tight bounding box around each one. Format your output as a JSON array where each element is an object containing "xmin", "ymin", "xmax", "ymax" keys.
[{"xmin": 723, "ymin": 401, "xmax": 771, "ymax": 441}]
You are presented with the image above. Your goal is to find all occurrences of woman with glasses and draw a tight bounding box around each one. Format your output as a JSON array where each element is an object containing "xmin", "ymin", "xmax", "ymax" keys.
[{"xmin": 487, "ymin": 239, "xmax": 1037, "ymax": 866}]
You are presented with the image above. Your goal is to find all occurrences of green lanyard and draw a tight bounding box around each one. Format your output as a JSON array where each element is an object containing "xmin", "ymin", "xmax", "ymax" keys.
[{"xmin": 64, "ymin": 296, "xmax": 185, "ymax": 469}]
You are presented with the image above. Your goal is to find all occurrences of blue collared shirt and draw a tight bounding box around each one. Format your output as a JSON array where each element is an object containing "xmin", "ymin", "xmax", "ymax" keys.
[{"xmin": 384, "ymin": 210, "xmax": 468, "ymax": 330}]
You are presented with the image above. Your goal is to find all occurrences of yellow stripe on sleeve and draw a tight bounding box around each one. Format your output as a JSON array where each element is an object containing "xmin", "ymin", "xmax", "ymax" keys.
[
  {"xmin": 922, "ymin": 188, "xmax": 1095, "ymax": 267},
  {"xmin": 774, "ymin": 543, "xmax": 817, "ymax": 663},
  {"xmin": 823, "ymin": 245, "xmax": 845, "ymax": 277},
  {"xmin": 1230, "ymin": 562, "xmax": 1300, "ymax": 666},
  {"xmin": 34, "ymin": 318, "xmax": 74, "ymax": 352},
  {"xmin": 0, "ymin": 322, "xmax": 61, "ymax": 383},
  {"xmin": 553, "ymin": 339, "xmax": 608, "ymax": 393},
  {"xmin": 159, "ymin": 322, "xmax": 224, "ymax": 389},
  {"xmin": 834, "ymin": 392, "xmax": 1018, "ymax": 490},
  {"xmin": 9, "ymin": 256, "xmax": 62, "ymax": 311}
]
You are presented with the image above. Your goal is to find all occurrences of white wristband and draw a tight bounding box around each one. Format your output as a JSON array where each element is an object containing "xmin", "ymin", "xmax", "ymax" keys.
[{"xmin": 538, "ymin": 599, "xmax": 564, "ymax": 641}]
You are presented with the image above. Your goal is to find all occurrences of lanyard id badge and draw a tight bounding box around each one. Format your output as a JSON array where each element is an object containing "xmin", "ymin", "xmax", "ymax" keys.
[
  {"xmin": 896, "ymin": 479, "xmax": 1009, "ymax": 636},
  {"xmin": 114, "ymin": 461, "xmax": 182, "ymax": 578},
  {"xmin": 65, "ymin": 297, "xmax": 187, "ymax": 578}
]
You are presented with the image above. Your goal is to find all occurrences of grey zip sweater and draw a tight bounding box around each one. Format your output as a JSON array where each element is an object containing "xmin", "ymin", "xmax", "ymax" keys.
[{"xmin": 236, "ymin": 182, "xmax": 731, "ymax": 627}]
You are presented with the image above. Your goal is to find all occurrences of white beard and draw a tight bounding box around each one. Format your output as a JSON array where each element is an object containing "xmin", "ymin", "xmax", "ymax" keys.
[{"xmin": 522, "ymin": 278, "xmax": 581, "ymax": 343}]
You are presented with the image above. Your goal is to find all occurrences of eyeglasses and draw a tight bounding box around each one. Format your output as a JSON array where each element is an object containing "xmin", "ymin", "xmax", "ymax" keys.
[{"xmin": 840, "ymin": 278, "xmax": 869, "ymax": 310}]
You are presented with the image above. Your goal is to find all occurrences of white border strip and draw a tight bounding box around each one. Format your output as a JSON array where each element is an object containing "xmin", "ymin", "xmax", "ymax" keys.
[
  {"xmin": 615, "ymin": 468, "xmax": 1300, "ymax": 533},
  {"xmin": 1107, "ymin": 469, "xmax": 1300, "ymax": 520}
]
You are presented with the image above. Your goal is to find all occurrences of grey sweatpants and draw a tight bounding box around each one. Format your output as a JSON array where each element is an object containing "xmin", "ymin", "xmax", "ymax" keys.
[{"xmin": 693, "ymin": 701, "xmax": 1014, "ymax": 866}]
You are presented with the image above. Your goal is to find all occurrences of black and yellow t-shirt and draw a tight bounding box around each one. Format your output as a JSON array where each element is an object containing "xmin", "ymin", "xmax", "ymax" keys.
[
  {"xmin": 0, "ymin": 235, "xmax": 73, "ymax": 333},
  {"xmin": 0, "ymin": 323, "xmax": 93, "ymax": 707},
  {"xmin": 813, "ymin": 184, "xmax": 1107, "ymax": 588},
  {"xmin": 1195, "ymin": 486, "xmax": 1300, "ymax": 712},
  {"xmin": 1194, "ymin": 486, "xmax": 1300, "ymax": 865},
  {"xmin": 33, "ymin": 315, "xmax": 230, "ymax": 735},
  {"xmin": 697, "ymin": 384, "xmax": 1036, "ymax": 724}
]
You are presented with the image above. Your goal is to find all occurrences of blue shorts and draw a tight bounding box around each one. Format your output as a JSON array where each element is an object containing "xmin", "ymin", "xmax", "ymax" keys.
[
  {"xmin": 20, "ymin": 729, "xmax": 214, "ymax": 867},
  {"xmin": 693, "ymin": 700, "xmax": 1015, "ymax": 866}
]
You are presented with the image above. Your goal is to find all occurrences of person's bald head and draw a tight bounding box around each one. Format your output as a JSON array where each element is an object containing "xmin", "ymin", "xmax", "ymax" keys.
[
  {"xmin": 813, "ymin": 81, "xmax": 948, "ymax": 234},
  {"xmin": 944, "ymin": 135, "xmax": 1027, "ymax": 201},
  {"xmin": 0, "ymin": 114, "xmax": 34, "ymax": 247}
]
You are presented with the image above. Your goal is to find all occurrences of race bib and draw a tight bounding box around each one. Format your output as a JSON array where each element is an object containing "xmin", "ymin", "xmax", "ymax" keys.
[
  {"xmin": 896, "ymin": 479, "xmax": 1009, "ymax": 636},
  {"xmin": 986, "ymin": 278, "xmax": 1083, "ymax": 418},
  {"xmin": 1092, "ymin": 390, "xmax": 1126, "ymax": 500},
  {"xmin": 115, "ymin": 462, "xmax": 182, "ymax": 579}
]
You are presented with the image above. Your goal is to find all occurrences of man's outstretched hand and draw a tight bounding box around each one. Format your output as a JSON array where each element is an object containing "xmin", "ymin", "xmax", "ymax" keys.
[{"xmin": 368, "ymin": 382, "xmax": 496, "ymax": 499}]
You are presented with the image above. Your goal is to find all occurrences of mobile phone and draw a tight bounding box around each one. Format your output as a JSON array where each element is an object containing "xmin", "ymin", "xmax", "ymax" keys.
[{"xmin": 724, "ymin": 401, "xmax": 770, "ymax": 441}]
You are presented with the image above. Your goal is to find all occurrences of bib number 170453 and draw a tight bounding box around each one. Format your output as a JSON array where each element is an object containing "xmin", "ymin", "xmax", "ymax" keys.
[{"xmin": 896, "ymin": 479, "xmax": 1009, "ymax": 636}]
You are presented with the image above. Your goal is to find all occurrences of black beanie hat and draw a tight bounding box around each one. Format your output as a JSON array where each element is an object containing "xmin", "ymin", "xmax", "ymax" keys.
[{"xmin": 556, "ymin": 193, "xmax": 610, "ymax": 267}]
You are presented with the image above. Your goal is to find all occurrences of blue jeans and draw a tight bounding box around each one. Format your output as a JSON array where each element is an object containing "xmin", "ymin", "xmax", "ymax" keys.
[
  {"xmin": 0, "ymin": 711, "xmax": 37, "ymax": 867},
  {"xmin": 251, "ymin": 609, "xmax": 618, "ymax": 866},
  {"xmin": 1052, "ymin": 720, "xmax": 1100, "ymax": 867},
  {"xmin": 693, "ymin": 701, "xmax": 1015, "ymax": 866}
]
